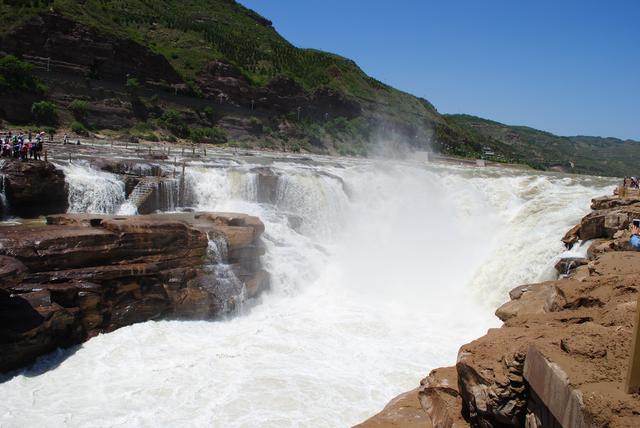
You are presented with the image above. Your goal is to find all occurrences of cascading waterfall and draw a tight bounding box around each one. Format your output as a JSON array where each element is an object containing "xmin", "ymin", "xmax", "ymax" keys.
[
  {"xmin": 0, "ymin": 171, "xmax": 8, "ymax": 219},
  {"xmin": 0, "ymin": 156, "xmax": 616, "ymax": 427},
  {"xmin": 157, "ymin": 178, "xmax": 179, "ymax": 212},
  {"xmin": 206, "ymin": 232, "xmax": 247, "ymax": 315},
  {"xmin": 58, "ymin": 161, "xmax": 126, "ymax": 214}
]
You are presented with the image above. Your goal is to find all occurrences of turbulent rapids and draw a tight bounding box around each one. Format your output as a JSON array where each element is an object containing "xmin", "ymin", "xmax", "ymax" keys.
[{"xmin": 0, "ymin": 148, "xmax": 615, "ymax": 427}]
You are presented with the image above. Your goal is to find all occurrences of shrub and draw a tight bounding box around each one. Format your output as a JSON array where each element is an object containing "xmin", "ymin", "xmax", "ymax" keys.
[
  {"xmin": 203, "ymin": 106, "xmax": 214, "ymax": 118},
  {"xmin": 71, "ymin": 121, "xmax": 89, "ymax": 136},
  {"xmin": 69, "ymin": 99, "xmax": 89, "ymax": 121},
  {"xmin": 160, "ymin": 109, "xmax": 188, "ymax": 137},
  {"xmin": 289, "ymin": 142, "xmax": 301, "ymax": 153},
  {"xmin": 126, "ymin": 77, "xmax": 140, "ymax": 90},
  {"xmin": 31, "ymin": 101, "xmax": 58, "ymax": 125},
  {"xmin": 0, "ymin": 55, "xmax": 46, "ymax": 94},
  {"xmin": 190, "ymin": 127, "xmax": 228, "ymax": 144}
]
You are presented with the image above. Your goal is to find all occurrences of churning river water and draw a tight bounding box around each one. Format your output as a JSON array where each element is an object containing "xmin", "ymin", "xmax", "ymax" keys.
[{"xmin": 0, "ymin": 151, "xmax": 615, "ymax": 427}]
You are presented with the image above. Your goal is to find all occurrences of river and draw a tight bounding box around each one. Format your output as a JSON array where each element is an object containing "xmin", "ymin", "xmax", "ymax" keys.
[{"xmin": 0, "ymin": 149, "xmax": 615, "ymax": 427}]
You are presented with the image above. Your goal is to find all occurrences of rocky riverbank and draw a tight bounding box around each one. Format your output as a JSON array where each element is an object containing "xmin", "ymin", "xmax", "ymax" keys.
[
  {"xmin": 357, "ymin": 193, "xmax": 640, "ymax": 427},
  {"xmin": 0, "ymin": 212, "xmax": 269, "ymax": 373}
]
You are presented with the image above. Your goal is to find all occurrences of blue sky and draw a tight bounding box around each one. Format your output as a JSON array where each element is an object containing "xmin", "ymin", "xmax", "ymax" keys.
[{"xmin": 238, "ymin": 0, "xmax": 639, "ymax": 140}]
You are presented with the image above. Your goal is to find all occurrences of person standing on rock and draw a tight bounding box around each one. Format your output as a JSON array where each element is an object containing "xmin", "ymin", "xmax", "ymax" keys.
[
  {"xmin": 36, "ymin": 133, "xmax": 44, "ymax": 161},
  {"xmin": 630, "ymin": 220, "xmax": 640, "ymax": 250}
]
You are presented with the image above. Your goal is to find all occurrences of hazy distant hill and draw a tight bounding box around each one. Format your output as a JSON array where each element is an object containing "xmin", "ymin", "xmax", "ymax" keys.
[{"xmin": 445, "ymin": 114, "xmax": 640, "ymax": 177}]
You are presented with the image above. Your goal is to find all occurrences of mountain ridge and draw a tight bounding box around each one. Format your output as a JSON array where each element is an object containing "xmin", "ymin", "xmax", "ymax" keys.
[{"xmin": 0, "ymin": 0, "xmax": 635, "ymax": 176}]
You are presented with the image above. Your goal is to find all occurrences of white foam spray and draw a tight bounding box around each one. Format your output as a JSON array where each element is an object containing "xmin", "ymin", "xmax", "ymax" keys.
[{"xmin": 0, "ymin": 157, "xmax": 615, "ymax": 427}]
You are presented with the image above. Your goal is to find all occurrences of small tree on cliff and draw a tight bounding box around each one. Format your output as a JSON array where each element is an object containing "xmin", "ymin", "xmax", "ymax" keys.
[
  {"xmin": 0, "ymin": 55, "xmax": 46, "ymax": 95},
  {"xmin": 160, "ymin": 109, "xmax": 188, "ymax": 138},
  {"xmin": 31, "ymin": 101, "xmax": 58, "ymax": 126},
  {"xmin": 125, "ymin": 77, "xmax": 140, "ymax": 94}
]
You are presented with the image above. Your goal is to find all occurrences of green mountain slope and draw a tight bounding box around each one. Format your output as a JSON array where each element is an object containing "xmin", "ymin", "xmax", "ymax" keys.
[
  {"xmin": 446, "ymin": 114, "xmax": 640, "ymax": 177},
  {"xmin": 0, "ymin": 0, "xmax": 450, "ymax": 155},
  {"xmin": 0, "ymin": 1, "xmax": 634, "ymax": 176}
]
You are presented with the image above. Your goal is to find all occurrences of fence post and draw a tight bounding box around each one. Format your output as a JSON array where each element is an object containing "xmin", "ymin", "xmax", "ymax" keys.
[{"xmin": 44, "ymin": 149, "xmax": 48, "ymax": 163}]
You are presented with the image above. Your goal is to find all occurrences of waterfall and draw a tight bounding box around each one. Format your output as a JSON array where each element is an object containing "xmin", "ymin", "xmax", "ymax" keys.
[
  {"xmin": 0, "ymin": 170, "xmax": 9, "ymax": 219},
  {"xmin": 206, "ymin": 232, "xmax": 247, "ymax": 315},
  {"xmin": 0, "ymin": 156, "xmax": 617, "ymax": 427},
  {"xmin": 59, "ymin": 161, "xmax": 126, "ymax": 214}
]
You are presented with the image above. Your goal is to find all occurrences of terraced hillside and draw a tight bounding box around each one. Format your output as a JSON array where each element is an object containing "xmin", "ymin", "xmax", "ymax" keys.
[{"xmin": 0, "ymin": 0, "xmax": 461, "ymax": 155}]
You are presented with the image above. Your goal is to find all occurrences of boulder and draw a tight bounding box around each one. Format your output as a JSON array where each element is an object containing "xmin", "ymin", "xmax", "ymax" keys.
[
  {"xmin": 0, "ymin": 256, "xmax": 27, "ymax": 289},
  {"xmin": 354, "ymin": 389, "xmax": 432, "ymax": 428},
  {"xmin": 419, "ymin": 366, "xmax": 470, "ymax": 428},
  {"xmin": 0, "ymin": 159, "xmax": 68, "ymax": 217}
]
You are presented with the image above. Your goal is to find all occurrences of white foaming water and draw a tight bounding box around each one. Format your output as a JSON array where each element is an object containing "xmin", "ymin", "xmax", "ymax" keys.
[
  {"xmin": 0, "ymin": 158, "xmax": 615, "ymax": 427},
  {"xmin": 58, "ymin": 161, "xmax": 126, "ymax": 214}
]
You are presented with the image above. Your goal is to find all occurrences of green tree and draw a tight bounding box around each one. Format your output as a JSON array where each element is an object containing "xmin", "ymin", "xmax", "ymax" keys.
[
  {"xmin": 69, "ymin": 99, "xmax": 89, "ymax": 121},
  {"xmin": 31, "ymin": 101, "xmax": 58, "ymax": 125},
  {"xmin": 190, "ymin": 127, "xmax": 227, "ymax": 144},
  {"xmin": 71, "ymin": 120, "xmax": 89, "ymax": 136},
  {"xmin": 126, "ymin": 77, "xmax": 140, "ymax": 92},
  {"xmin": 0, "ymin": 55, "xmax": 45, "ymax": 94},
  {"xmin": 160, "ymin": 109, "xmax": 188, "ymax": 137}
]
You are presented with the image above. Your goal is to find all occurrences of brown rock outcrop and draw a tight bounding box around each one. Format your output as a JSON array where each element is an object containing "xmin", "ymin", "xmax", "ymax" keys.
[
  {"xmin": 0, "ymin": 212, "xmax": 268, "ymax": 372},
  {"xmin": 355, "ymin": 389, "xmax": 433, "ymax": 428},
  {"xmin": 0, "ymin": 159, "xmax": 68, "ymax": 218},
  {"xmin": 359, "ymin": 192, "xmax": 640, "ymax": 428}
]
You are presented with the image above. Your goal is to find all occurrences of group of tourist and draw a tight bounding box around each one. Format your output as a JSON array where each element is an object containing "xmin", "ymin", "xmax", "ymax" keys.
[{"xmin": 0, "ymin": 131, "xmax": 45, "ymax": 161}]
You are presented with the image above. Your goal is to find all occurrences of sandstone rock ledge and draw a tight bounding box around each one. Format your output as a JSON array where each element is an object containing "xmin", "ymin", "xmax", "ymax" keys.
[
  {"xmin": 0, "ymin": 212, "xmax": 269, "ymax": 373},
  {"xmin": 358, "ymin": 194, "xmax": 640, "ymax": 428}
]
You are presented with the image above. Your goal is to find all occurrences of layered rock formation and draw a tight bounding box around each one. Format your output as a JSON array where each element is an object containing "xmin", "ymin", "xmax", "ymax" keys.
[
  {"xmin": 2, "ymin": 13, "xmax": 183, "ymax": 85},
  {"xmin": 0, "ymin": 159, "xmax": 68, "ymax": 218},
  {"xmin": 0, "ymin": 212, "xmax": 268, "ymax": 373},
  {"xmin": 359, "ymin": 193, "xmax": 640, "ymax": 428}
]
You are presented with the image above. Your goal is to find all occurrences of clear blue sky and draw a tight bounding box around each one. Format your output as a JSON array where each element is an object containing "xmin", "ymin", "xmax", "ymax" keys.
[{"xmin": 238, "ymin": 0, "xmax": 639, "ymax": 140}]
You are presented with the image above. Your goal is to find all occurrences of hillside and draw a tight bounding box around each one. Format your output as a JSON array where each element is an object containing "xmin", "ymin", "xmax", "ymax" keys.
[
  {"xmin": 0, "ymin": 0, "xmax": 457, "ymax": 155},
  {"xmin": 0, "ymin": 1, "xmax": 635, "ymax": 176},
  {"xmin": 445, "ymin": 114, "xmax": 640, "ymax": 177}
]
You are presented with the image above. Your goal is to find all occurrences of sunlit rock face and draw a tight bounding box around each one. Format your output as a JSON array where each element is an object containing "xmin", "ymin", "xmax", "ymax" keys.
[{"xmin": 0, "ymin": 212, "xmax": 268, "ymax": 372}]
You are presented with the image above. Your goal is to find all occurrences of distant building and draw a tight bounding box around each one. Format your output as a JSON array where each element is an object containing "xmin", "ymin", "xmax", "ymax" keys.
[{"xmin": 482, "ymin": 146, "xmax": 495, "ymax": 157}]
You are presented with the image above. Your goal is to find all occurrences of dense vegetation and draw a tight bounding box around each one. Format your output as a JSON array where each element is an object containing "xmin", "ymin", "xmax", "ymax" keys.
[
  {"xmin": 0, "ymin": 0, "xmax": 392, "ymax": 96},
  {"xmin": 0, "ymin": 54, "xmax": 45, "ymax": 94}
]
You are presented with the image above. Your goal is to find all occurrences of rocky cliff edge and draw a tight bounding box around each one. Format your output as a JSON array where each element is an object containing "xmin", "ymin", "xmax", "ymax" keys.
[
  {"xmin": 0, "ymin": 212, "xmax": 269, "ymax": 373},
  {"xmin": 357, "ymin": 193, "xmax": 640, "ymax": 428}
]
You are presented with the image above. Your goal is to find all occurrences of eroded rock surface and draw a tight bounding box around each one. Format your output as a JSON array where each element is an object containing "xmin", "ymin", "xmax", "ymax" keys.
[{"xmin": 0, "ymin": 212, "xmax": 268, "ymax": 372}]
